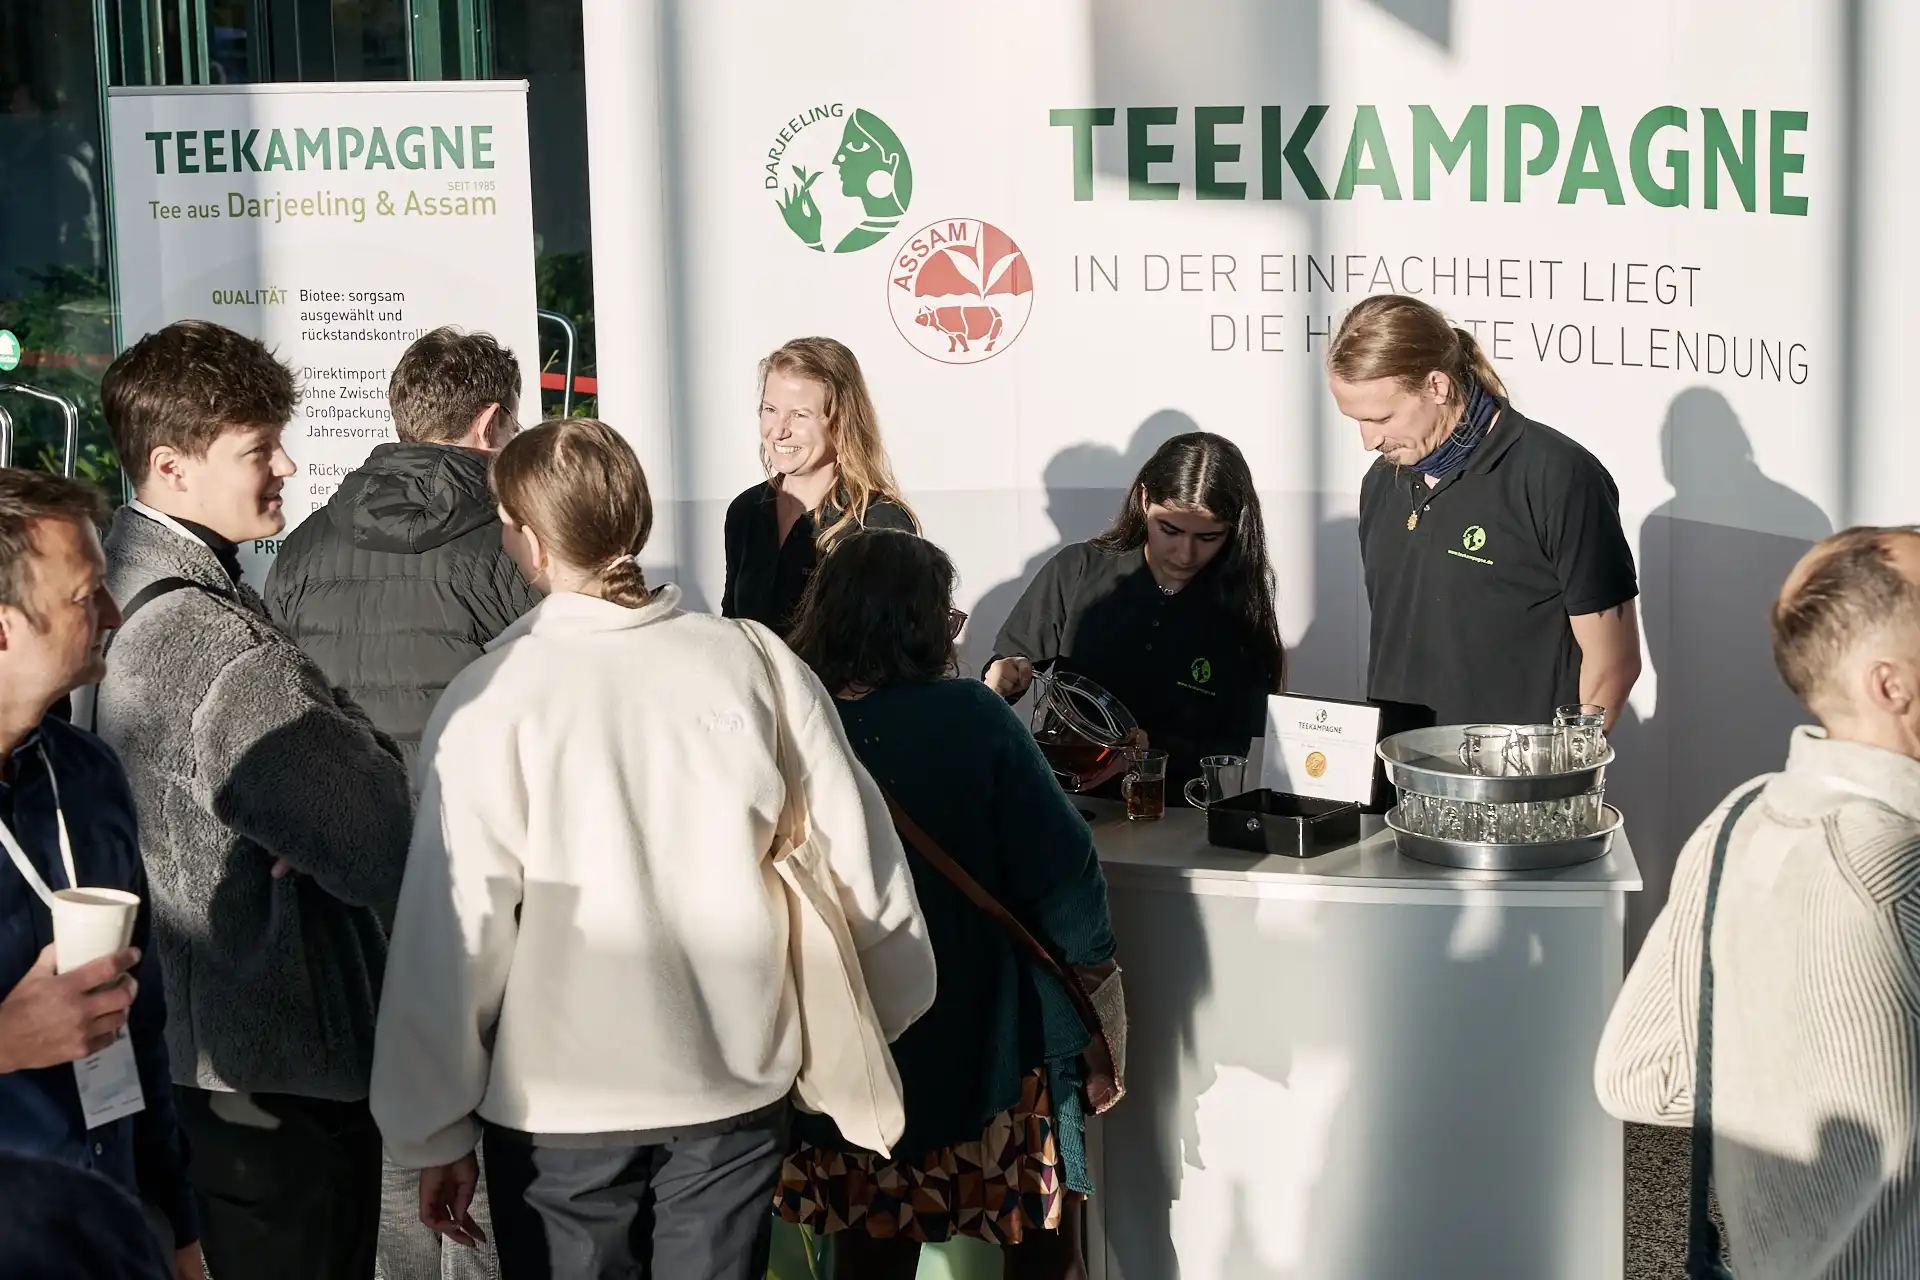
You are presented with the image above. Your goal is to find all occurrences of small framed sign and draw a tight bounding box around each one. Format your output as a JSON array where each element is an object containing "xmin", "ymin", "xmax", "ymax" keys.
[{"xmin": 1260, "ymin": 694, "xmax": 1383, "ymax": 805}]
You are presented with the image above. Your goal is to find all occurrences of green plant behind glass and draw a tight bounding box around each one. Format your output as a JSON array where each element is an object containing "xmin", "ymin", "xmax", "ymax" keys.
[
  {"xmin": 536, "ymin": 250, "xmax": 598, "ymax": 419},
  {"xmin": 0, "ymin": 266, "xmax": 119, "ymax": 500}
]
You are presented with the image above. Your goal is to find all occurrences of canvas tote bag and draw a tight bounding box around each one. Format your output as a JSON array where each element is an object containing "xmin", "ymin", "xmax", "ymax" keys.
[{"xmin": 742, "ymin": 622, "xmax": 907, "ymax": 1157}]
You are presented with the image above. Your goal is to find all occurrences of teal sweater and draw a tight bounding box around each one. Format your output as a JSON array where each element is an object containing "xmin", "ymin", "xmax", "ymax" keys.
[{"xmin": 824, "ymin": 678, "xmax": 1115, "ymax": 1161}]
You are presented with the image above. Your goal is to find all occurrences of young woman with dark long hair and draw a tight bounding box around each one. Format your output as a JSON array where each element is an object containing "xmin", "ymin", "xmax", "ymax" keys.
[
  {"xmin": 781, "ymin": 528, "xmax": 1117, "ymax": 1280},
  {"xmin": 986, "ymin": 432, "xmax": 1285, "ymax": 791}
]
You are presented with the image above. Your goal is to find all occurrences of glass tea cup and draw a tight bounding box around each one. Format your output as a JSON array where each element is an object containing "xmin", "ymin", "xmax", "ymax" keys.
[
  {"xmin": 1455, "ymin": 725, "xmax": 1512, "ymax": 844},
  {"xmin": 1184, "ymin": 754, "xmax": 1249, "ymax": 809},
  {"xmin": 1503, "ymin": 724, "xmax": 1565, "ymax": 844},
  {"xmin": 1122, "ymin": 748, "xmax": 1170, "ymax": 822},
  {"xmin": 1457, "ymin": 725, "xmax": 1514, "ymax": 776},
  {"xmin": 1554, "ymin": 704, "xmax": 1608, "ymax": 766},
  {"xmin": 1507, "ymin": 724, "xmax": 1564, "ymax": 776}
]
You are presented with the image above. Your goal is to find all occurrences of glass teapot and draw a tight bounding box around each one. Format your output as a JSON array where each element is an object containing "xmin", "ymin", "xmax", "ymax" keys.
[{"xmin": 1029, "ymin": 670, "xmax": 1141, "ymax": 793}]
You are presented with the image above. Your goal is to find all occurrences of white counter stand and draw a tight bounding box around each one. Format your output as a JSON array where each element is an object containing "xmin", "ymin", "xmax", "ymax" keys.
[{"xmin": 1083, "ymin": 802, "xmax": 1642, "ymax": 1280}]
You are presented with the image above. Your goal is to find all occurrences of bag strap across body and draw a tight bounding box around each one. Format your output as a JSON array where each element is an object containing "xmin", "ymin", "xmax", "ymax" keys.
[
  {"xmin": 118, "ymin": 575, "xmax": 216, "ymax": 626},
  {"xmin": 879, "ymin": 793, "xmax": 1106, "ymax": 1046},
  {"xmin": 1687, "ymin": 783, "xmax": 1767, "ymax": 1280},
  {"xmin": 78, "ymin": 576, "xmax": 229, "ymax": 733}
]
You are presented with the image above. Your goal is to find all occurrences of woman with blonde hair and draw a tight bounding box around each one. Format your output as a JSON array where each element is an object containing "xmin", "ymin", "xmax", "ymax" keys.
[
  {"xmin": 370, "ymin": 419, "xmax": 936, "ymax": 1280},
  {"xmin": 722, "ymin": 336, "xmax": 917, "ymax": 632}
]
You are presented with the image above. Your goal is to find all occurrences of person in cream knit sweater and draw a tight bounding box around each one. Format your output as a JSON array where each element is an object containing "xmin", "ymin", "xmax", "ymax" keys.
[
  {"xmin": 370, "ymin": 420, "xmax": 935, "ymax": 1280},
  {"xmin": 1596, "ymin": 526, "xmax": 1920, "ymax": 1279}
]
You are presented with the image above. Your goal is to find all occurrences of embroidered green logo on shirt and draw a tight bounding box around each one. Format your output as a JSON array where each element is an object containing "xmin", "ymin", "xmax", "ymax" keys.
[
  {"xmin": 1190, "ymin": 658, "xmax": 1213, "ymax": 684},
  {"xmin": 1449, "ymin": 523, "xmax": 1494, "ymax": 565}
]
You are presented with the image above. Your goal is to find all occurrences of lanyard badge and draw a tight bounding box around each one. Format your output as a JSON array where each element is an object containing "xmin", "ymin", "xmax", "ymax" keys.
[{"xmin": 0, "ymin": 747, "xmax": 145, "ymax": 1129}]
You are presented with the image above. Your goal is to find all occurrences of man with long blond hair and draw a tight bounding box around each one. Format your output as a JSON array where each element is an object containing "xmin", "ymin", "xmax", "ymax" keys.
[{"xmin": 1328, "ymin": 294, "xmax": 1641, "ymax": 729}]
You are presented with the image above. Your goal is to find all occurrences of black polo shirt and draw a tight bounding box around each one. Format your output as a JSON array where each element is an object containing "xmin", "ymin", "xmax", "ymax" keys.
[
  {"xmin": 1359, "ymin": 404, "xmax": 1637, "ymax": 728},
  {"xmin": 994, "ymin": 541, "xmax": 1275, "ymax": 788},
  {"xmin": 720, "ymin": 481, "xmax": 916, "ymax": 633}
]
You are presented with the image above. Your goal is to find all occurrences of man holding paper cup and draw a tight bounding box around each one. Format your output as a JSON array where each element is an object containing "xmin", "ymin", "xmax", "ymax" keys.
[{"xmin": 0, "ymin": 468, "xmax": 201, "ymax": 1279}]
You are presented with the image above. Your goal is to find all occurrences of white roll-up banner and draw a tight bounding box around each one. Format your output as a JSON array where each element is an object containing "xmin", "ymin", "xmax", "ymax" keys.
[{"xmin": 106, "ymin": 81, "xmax": 540, "ymax": 588}]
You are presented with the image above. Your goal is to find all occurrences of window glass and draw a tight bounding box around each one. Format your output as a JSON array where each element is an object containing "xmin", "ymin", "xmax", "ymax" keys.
[
  {"xmin": 492, "ymin": 0, "xmax": 596, "ymax": 418},
  {"xmin": 333, "ymin": 0, "xmax": 409, "ymax": 81},
  {"xmin": 0, "ymin": 0, "xmax": 118, "ymax": 487}
]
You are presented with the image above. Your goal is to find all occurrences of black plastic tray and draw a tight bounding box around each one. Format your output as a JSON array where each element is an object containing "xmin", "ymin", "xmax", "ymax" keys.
[{"xmin": 1207, "ymin": 789, "xmax": 1362, "ymax": 859}]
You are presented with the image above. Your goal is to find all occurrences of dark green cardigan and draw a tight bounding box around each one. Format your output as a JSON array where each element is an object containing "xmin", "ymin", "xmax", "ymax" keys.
[{"xmin": 810, "ymin": 678, "xmax": 1115, "ymax": 1177}]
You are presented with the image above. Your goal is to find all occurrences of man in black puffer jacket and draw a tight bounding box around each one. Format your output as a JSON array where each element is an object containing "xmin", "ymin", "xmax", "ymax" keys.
[
  {"xmin": 267, "ymin": 326, "xmax": 541, "ymax": 772},
  {"xmin": 267, "ymin": 327, "xmax": 535, "ymax": 1280}
]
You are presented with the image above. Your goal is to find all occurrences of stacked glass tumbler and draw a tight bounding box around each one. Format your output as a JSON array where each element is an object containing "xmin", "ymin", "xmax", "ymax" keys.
[{"xmin": 1396, "ymin": 704, "xmax": 1609, "ymax": 845}]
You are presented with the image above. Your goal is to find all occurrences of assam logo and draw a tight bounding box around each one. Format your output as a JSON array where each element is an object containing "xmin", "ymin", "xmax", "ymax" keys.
[
  {"xmin": 765, "ymin": 104, "xmax": 912, "ymax": 254},
  {"xmin": 888, "ymin": 219, "xmax": 1035, "ymax": 365}
]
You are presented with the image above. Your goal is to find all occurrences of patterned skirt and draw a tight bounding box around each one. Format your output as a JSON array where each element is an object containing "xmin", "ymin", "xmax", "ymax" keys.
[{"xmin": 774, "ymin": 1067, "xmax": 1076, "ymax": 1244}]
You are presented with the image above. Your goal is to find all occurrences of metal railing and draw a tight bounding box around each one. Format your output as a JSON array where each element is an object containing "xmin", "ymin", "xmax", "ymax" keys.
[
  {"xmin": 536, "ymin": 309, "xmax": 579, "ymax": 420},
  {"xmin": 0, "ymin": 381, "xmax": 82, "ymax": 477},
  {"xmin": 0, "ymin": 404, "xmax": 13, "ymax": 468}
]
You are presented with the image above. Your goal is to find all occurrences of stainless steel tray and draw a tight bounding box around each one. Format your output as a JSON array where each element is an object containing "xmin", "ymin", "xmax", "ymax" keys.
[
  {"xmin": 1385, "ymin": 803, "xmax": 1622, "ymax": 872},
  {"xmin": 1377, "ymin": 724, "xmax": 1613, "ymax": 803}
]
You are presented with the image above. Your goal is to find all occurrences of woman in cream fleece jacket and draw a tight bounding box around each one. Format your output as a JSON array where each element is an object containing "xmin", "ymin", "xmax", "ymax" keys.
[{"xmin": 369, "ymin": 420, "xmax": 935, "ymax": 1280}]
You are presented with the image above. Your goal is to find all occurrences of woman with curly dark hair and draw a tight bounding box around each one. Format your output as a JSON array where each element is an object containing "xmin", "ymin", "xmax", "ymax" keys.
[{"xmin": 781, "ymin": 528, "xmax": 1118, "ymax": 1280}]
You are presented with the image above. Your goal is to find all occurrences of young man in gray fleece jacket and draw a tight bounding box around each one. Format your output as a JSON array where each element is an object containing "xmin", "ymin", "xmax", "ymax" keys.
[{"xmin": 93, "ymin": 320, "xmax": 412, "ymax": 1280}]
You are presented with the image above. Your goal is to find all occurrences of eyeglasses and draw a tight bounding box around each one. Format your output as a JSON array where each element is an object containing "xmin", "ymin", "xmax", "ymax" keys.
[{"xmin": 948, "ymin": 608, "xmax": 968, "ymax": 639}]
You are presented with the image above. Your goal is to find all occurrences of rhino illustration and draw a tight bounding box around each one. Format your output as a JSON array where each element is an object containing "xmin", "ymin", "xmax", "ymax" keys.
[{"xmin": 914, "ymin": 304, "xmax": 1004, "ymax": 353}]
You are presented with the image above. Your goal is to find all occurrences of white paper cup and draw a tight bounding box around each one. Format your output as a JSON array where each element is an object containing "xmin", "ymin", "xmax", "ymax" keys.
[{"xmin": 51, "ymin": 888, "xmax": 139, "ymax": 975}]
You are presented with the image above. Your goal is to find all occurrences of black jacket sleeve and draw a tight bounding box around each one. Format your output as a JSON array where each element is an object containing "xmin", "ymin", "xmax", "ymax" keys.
[
  {"xmin": 260, "ymin": 523, "xmax": 303, "ymax": 632},
  {"xmin": 473, "ymin": 544, "xmax": 542, "ymax": 640},
  {"xmin": 721, "ymin": 492, "xmax": 744, "ymax": 619}
]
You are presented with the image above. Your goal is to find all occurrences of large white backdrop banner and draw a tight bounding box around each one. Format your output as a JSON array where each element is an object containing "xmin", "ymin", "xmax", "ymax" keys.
[
  {"xmin": 582, "ymin": 1, "xmax": 1908, "ymax": 963},
  {"xmin": 107, "ymin": 81, "xmax": 540, "ymax": 587}
]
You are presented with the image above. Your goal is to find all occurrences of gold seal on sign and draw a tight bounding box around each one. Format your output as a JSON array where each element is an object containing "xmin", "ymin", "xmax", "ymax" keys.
[{"xmin": 1304, "ymin": 751, "xmax": 1328, "ymax": 779}]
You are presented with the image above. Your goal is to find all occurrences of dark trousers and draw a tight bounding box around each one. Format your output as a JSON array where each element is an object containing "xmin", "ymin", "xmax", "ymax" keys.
[
  {"xmin": 482, "ymin": 1104, "xmax": 791, "ymax": 1280},
  {"xmin": 174, "ymin": 1086, "xmax": 383, "ymax": 1280}
]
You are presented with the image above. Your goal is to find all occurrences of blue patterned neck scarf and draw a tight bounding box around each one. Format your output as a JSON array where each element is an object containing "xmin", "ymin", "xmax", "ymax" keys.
[{"xmin": 1409, "ymin": 377, "xmax": 1500, "ymax": 479}]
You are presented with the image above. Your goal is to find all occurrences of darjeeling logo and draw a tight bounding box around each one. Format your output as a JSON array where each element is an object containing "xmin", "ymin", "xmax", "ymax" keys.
[
  {"xmin": 888, "ymin": 218, "xmax": 1035, "ymax": 365},
  {"xmin": 765, "ymin": 104, "xmax": 913, "ymax": 254},
  {"xmin": 1463, "ymin": 525, "xmax": 1487, "ymax": 552}
]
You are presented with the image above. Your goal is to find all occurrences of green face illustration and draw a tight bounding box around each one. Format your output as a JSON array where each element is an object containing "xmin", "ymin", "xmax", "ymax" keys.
[{"xmin": 833, "ymin": 108, "xmax": 913, "ymax": 218}]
